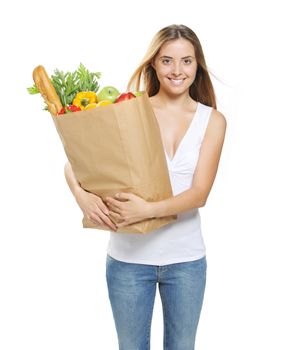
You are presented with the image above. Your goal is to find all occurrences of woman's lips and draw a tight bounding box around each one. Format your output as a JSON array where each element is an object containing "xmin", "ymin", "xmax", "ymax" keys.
[{"xmin": 168, "ymin": 78, "xmax": 185, "ymax": 86}]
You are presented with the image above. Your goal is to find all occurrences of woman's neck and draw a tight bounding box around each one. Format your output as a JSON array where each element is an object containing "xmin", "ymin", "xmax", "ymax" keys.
[{"xmin": 151, "ymin": 90, "xmax": 195, "ymax": 111}]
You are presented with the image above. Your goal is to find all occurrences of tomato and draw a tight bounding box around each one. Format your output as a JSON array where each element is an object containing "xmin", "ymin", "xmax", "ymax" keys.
[
  {"xmin": 57, "ymin": 105, "xmax": 81, "ymax": 115},
  {"xmin": 66, "ymin": 105, "xmax": 82, "ymax": 112}
]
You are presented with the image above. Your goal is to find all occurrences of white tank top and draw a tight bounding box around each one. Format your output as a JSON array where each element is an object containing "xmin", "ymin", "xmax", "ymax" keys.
[{"xmin": 107, "ymin": 102, "xmax": 213, "ymax": 265}]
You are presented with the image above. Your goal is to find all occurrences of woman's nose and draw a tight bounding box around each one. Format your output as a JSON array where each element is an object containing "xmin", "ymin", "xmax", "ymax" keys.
[{"xmin": 171, "ymin": 62, "xmax": 182, "ymax": 76}]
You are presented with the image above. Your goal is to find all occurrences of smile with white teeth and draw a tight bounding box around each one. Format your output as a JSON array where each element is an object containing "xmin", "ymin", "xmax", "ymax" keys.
[{"xmin": 168, "ymin": 78, "xmax": 185, "ymax": 85}]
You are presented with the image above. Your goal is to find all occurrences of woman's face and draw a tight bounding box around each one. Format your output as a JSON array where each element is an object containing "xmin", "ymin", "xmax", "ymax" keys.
[{"xmin": 152, "ymin": 38, "xmax": 197, "ymax": 97}]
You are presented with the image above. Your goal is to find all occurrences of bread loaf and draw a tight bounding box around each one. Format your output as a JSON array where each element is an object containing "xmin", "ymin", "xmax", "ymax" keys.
[{"xmin": 33, "ymin": 65, "xmax": 63, "ymax": 115}]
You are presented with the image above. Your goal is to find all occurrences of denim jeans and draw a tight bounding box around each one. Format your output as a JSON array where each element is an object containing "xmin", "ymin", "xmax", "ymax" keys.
[{"xmin": 106, "ymin": 255, "xmax": 207, "ymax": 350}]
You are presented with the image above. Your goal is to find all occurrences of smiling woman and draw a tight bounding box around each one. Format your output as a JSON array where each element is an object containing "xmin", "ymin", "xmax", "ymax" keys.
[
  {"xmin": 152, "ymin": 39, "xmax": 198, "ymax": 94},
  {"xmin": 64, "ymin": 23, "xmax": 226, "ymax": 350},
  {"xmin": 102, "ymin": 24, "xmax": 227, "ymax": 350},
  {"xmin": 127, "ymin": 24, "xmax": 217, "ymax": 109},
  {"xmin": 158, "ymin": 55, "xmax": 196, "ymax": 87}
]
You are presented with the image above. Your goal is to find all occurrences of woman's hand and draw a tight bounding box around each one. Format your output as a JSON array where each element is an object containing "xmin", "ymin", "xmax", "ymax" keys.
[
  {"xmin": 75, "ymin": 188, "xmax": 117, "ymax": 231},
  {"xmin": 105, "ymin": 193, "xmax": 154, "ymax": 228}
]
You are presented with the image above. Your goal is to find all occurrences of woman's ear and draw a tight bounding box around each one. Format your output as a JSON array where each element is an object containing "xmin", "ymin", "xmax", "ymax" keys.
[{"xmin": 150, "ymin": 60, "xmax": 155, "ymax": 69}]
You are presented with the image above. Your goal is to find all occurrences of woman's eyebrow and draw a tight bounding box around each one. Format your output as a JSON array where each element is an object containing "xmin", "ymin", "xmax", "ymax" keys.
[{"xmin": 159, "ymin": 55, "xmax": 195, "ymax": 59}]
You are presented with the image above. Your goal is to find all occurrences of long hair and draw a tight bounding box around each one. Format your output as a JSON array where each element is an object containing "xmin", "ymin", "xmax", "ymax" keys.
[{"xmin": 127, "ymin": 24, "xmax": 217, "ymax": 109}]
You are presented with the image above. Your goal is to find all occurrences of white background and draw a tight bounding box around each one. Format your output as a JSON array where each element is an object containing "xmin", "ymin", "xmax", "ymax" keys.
[{"xmin": 1, "ymin": 0, "xmax": 289, "ymax": 349}]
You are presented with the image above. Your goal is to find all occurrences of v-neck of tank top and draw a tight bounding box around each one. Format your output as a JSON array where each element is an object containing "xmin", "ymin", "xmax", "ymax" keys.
[{"xmin": 164, "ymin": 102, "xmax": 200, "ymax": 164}]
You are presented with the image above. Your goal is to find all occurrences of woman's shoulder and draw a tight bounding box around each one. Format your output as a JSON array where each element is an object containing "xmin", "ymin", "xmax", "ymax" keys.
[
  {"xmin": 199, "ymin": 106, "xmax": 227, "ymax": 140},
  {"xmin": 208, "ymin": 107, "xmax": 227, "ymax": 129}
]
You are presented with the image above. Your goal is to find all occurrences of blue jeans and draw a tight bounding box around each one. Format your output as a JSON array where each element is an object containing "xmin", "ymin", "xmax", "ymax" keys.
[{"xmin": 106, "ymin": 255, "xmax": 207, "ymax": 350}]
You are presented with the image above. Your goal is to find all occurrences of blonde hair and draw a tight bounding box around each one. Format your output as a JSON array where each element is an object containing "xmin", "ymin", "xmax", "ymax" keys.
[{"xmin": 127, "ymin": 24, "xmax": 217, "ymax": 109}]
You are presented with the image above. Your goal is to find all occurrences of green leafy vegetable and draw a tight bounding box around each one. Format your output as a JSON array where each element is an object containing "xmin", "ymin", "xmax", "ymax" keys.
[
  {"xmin": 27, "ymin": 63, "xmax": 102, "ymax": 110},
  {"xmin": 52, "ymin": 63, "xmax": 101, "ymax": 106},
  {"xmin": 27, "ymin": 84, "xmax": 39, "ymax": 95},
  {"xmin": 50, "ymin": 69, "xmax": 79, "ymax": 106},
  {"xmin": 76, "ymin": 63, "xmax": 101, "ymax": 92},
  {"xmin": 50, "ymin": 63, "xmax": 101, "ymax": 106}
]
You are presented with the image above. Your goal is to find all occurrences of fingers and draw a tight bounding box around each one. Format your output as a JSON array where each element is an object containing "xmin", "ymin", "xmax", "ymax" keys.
[
  {"xmin": 97, "ymin": 199, "xmax": 110, "ymax": 216},
  {"xmin": 92, "ymin": 196, "xmax": 118, "ymax": 231},
  {"xmin": 84, "ymin": 194, "xmax": 131, "ymax": 231},
  {"xmin": 108, "ymin": 210, "xmax": 123, "ymax": 223},
  {"xmin": 87, "ymin": 215, "xmax": 104, "ymax": 227},
  {"xmin": 105, "ymin": 197, "xmax": 123, "ymax": 214},
  {"xmin": 87, "ymin": 209, "xmax": 117, "ymax": 231},
  {"xmin": 114, "ymin": 192, "xmax": 132, "ymax": 201},
  {"xmin": 88, "ymin": 215, "xmax": 117, "ymax": 231},
  {"xmin": 100, "ymin": 212, "xmax": 118, "ymax": 231}
]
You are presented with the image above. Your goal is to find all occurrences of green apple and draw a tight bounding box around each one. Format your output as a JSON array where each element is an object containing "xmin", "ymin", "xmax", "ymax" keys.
[{"xmin": 97, "ymin": 86, "xmax": 120, "ymax": 103}]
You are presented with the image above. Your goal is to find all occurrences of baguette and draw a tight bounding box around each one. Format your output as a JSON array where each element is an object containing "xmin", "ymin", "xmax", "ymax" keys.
[{"xmin": 33, "ymin": 65, "xmax": 63, "ymax": 115}]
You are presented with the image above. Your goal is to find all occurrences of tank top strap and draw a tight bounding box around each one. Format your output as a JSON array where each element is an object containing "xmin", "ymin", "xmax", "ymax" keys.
[{"xmin": 193, "ymin": 103, "xmax": 213, "ymax": 144}]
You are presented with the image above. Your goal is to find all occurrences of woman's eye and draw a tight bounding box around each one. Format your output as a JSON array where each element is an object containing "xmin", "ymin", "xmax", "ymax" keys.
[
  {"xmin": 162, "ymin": 59, "xmax": 171, "ymax": 65},
  {"xmin": 183, "ymin": 59, "xmax": 192, "ymax": 64}
]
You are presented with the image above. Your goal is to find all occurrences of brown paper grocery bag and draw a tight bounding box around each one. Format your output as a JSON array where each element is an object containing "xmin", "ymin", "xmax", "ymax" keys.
[{"xmin": 51, "ymin": 92, "xmax": 177, "ymax": 233}]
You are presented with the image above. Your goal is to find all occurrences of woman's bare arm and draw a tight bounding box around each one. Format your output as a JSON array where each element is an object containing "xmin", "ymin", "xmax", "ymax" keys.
[
  {"xmin": 64, "ymin": 161, "xmax": 117, "ymax": 231},
  {"xmin": 151, "ymin": 109, "xmax": 227, "ymax": 217},
  {"xmin": 64, "ymin": 161, "xmax": 84, "ymax": 198}
]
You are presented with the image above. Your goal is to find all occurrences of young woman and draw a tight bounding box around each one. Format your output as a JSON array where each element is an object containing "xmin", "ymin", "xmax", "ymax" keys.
[{"xmin": 65, "ymin": 24, "xmax": 226, "ymax": 350}]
